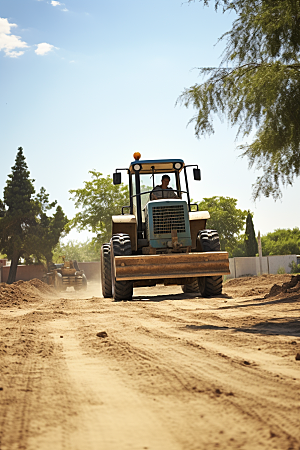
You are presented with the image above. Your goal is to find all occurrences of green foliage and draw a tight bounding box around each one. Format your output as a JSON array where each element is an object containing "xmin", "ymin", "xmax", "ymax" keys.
[
  {"xmin": 245, "ymin": 212, "xmax": 258, "ymax": 256},
  {"xmin": 181, "ymin": 0, "xmax": 300, "ymax": 199},
  {"xmin": 29, "ymin": 187, "xmax": 68, "ymax": 265},
  {"xmin": 0, "ymin": 148, "xmax": 68, "ymax": 282},
  {"xmin": 53, "ymin": 240, "xmax": 100, "ymax": 263},
  {"xmin": 277, "ymin": 267, "xmax": 286, "ymax": 274},
  {"xmin": 289, "ymin": 261, "xmax": 300, "ymax": 274},
  {"xmin": 261, "ymin": 228, "xmax": 300, "ymax": 255},
  {"xmin": 69, "ymin": 171, "xmax": 129, "ymax": 246},
  {"xmin": 198, "ymin": 196, "xmax": 247, "ymax": 254},
  {"xmin": 230, "ymin": 235, "xmax": 246, "ymax": 258}
]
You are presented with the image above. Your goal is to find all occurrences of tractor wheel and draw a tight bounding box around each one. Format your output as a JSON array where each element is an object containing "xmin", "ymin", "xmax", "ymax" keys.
[
  {"xmin": 181, "ymin": 279, "xmax": 199, "ymax": 293},
  {"xmin": 101, "ymin": 243, "xmax": 112, "ymax": 298},
  {"xmin": 73, "ymin": 260, "xmax": 80, "ymax": 271},
  {"xmin": 111, "ymin": 233, "xmax": 133, "ymax": 301},
  {"xmin": 54, "ymin": 272, "xmax": 63, "ymax": 291},
  {"xmin": 197, "ymin": 230, "xmax": 223, "ymax": 297},
  {"xmin": 81, "ymin": 273, "xmax": 88, "ymax": 291}
]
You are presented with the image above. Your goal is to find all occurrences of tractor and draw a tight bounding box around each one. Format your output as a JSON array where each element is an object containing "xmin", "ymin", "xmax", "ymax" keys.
[
  {"xmin": 101, "ymin": 154, "xmax": 230, "ymax": 301},
  {"xmin": 45, "ymin": 258, "xmax": 87, "ymax": 291}
]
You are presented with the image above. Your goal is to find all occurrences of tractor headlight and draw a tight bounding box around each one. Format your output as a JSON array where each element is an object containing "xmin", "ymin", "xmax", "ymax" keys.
[
  {"xmin": 133, "ymin": 164, "xmax": 141, "ymax": 171},
  {"xmin": 174, "ymin": 162, "xmax": 182, "ymax": 170}
]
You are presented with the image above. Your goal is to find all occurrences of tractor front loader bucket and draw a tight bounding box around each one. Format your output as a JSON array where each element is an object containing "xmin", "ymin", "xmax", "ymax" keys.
[{"xmin": 114, "ymin": 251, "xmax": 230, "ymax": 281}]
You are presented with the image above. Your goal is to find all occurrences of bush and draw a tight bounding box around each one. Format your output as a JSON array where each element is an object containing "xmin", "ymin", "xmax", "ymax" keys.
[{"xmin": 289, "ymin": 261, "xmax": 300, "ymax": 274}]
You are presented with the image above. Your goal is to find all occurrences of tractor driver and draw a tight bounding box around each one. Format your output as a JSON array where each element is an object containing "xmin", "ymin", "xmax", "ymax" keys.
[{"xmin": 151, "ymin": 174, "xmax": 178, "ymax": 200}]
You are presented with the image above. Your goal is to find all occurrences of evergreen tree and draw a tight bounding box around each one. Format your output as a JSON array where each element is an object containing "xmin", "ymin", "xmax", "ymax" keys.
[
  {"xmin": 244, "ymin": 212, "xmax": 258, "ymax": 256},
  {"xmin": 0, "ymin": 147, "xmax": 37, "ymax": 283},
  {"xmin": 0, "ymin": 148, "xmax": 68, "ymax": 283},
  {"xmin": 181, "ymin": 0, "xmax": 300, "ymax": 199}
]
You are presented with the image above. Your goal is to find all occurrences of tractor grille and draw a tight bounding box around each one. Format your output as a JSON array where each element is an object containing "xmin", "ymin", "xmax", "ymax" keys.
[{"xmin": 152, "ymin": 205, "xmax": 186, "ymax": 235}]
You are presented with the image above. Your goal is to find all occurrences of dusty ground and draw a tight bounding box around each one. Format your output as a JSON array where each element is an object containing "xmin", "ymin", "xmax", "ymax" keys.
[{"xmin": 0, "ymin": 275, "xmax": 299, "ymax": 450}]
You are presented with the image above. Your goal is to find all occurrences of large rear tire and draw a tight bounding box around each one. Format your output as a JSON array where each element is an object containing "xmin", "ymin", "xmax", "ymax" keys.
[
  {"xmin": 101, "ymin": 243, "xmax": 112, "ymax": 297},
  {"xmin": 111, "ymin": 233, "xmax": 133, "ymax": 301},
  {"xmin": 181, "ymin": 279, "xmax": 199, "ymax": 293},
  {"xmin": 197, "ymin": 230, "xmax": 223, "ymax": 297}
]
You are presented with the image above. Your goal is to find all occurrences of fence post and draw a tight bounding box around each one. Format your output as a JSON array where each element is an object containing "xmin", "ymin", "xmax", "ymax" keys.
[{"xmin": 257, "ymin": 230, "xmax": 263, "ymax": 276}]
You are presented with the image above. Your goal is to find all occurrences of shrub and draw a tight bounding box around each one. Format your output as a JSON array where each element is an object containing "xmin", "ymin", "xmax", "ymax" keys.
[{"xmin": 289, "ymin": 261, "xmax": 300, "ymax": 274}]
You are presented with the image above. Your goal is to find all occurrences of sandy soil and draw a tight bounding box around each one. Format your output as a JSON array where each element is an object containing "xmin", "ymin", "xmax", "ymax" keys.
[{"xmin": 0, "ymin": 275, "xmax": 299, "ymax": 450}]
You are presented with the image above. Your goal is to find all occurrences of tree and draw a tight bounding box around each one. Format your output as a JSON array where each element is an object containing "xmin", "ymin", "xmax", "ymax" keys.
[
  {"xmin": 0, "ymin": 147, "xmax": 38, "ymax": 283},
  {"xmin": 69, "ymin": 171, "xmax": 129, "ymax": 246},
  {"xmin": 29, "ymin": 187, "xmax": 68, "ymax": 266},
  {"xmin": 261, "ymin": 228, "xmax": 300, "ymax": 255},
  {"xmin": 0, "ymin": 148, "xmax": 68, "ymax": 283},
  {"xmin": 197, "ymin": 196, "xmax": 247, "ymax": 254},
  {"xmin": 53, "ymin": 240, "xmax": 100, "ymax": 263},
  {"xmin": 245, "ymin": 211, "xmax": 258, "ymax": 256},
  {"xmin": 230, "ymin": 236, "xmax": 246, "ymax": 258},
  {"xmin": 180, "ymin": 0, "xmax": 300, "ymax": 199}
]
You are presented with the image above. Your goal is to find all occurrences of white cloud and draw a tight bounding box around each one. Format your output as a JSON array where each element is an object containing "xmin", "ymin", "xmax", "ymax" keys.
[
  {"xmin": 35, "ymin": 42, "xmax": 57, "ymax": 56},
  {"xmin": 0, "ymin": 18, "xmax": 28, "ymax": 58},
  {"xmin": 62, "ymin": 8, "xmax": 68, "ymax": 12},
  {"xmin": 51, "ymin": 1, "xmax": 61, "ymax": 6}
]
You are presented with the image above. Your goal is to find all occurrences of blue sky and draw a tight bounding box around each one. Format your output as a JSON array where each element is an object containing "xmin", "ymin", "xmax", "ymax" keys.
[{"xmin": 1, "ymin": 0, "xmax": 299, "ymax": 242}]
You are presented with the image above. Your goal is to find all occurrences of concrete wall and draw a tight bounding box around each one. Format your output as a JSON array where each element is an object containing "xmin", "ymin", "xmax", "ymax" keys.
[
  {"xmin": 268, "ymin": 255, "xmax": 298, "ymax": 275},
  {"xmin": 0, "ymin": 262, "xmax": 101, "ymax": 283},
  {"xmin": 0, "ymin": 255, "xmax": 297, "ymax": 283},
  {"xmin": 227, "ymin": 255, "xmax": 298, "ymax": 279},
  {"xmin": 78, "ymin": 262, "xmax": 100, "ymax": 281},
  {"xmin": 1, "ymin": 264, "xmax": 45, "ymax": 283}
]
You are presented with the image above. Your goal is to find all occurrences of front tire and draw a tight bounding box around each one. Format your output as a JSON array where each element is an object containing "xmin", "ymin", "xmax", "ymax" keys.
[
  {"xmin": 197, "ymin": 230, "xmax": 223, "ymax": 297},
  {"xmin": 101, "ymin": 243, "xmax": 112, "ymax": 297},
  {"xmin": 111, "ymin": 234, "xmax": 133, "ymax": 301},
  {"xmin": 81, "ymin": 273, "xmax": 88, "ymax": 291},
  {"xmin": 54, "ymin": 272, "xmax": 63, "ymax": 291}
]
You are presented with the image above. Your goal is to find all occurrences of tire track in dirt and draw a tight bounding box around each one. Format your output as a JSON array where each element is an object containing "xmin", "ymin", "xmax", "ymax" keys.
[
  {"xmin": 0, "ymin": 278, "xmax": 299, "ymax": 450},
  {"xmin": 72, "ymin": 297, "xmax": 300, "ymax": 450},
  {"xmin": 47, "ymin": 317, "xmax": 183, "ymax": 450}
]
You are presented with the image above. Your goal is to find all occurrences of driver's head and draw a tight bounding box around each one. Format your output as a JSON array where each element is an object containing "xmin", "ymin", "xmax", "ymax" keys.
[{"xmin": 161, "ymin": 174, "xmax": 170, "ymax": 188}]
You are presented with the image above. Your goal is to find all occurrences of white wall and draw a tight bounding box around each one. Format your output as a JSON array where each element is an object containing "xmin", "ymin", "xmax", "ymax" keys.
[{"xmin": 228, "ymin": 255, "xmax": 297, "ymax": 278}]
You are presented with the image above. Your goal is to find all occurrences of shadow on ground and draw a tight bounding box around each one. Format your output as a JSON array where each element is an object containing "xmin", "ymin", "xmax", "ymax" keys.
[{"xmin": 185, "ymin": 318, "xmax": 300, "ymax": 338}]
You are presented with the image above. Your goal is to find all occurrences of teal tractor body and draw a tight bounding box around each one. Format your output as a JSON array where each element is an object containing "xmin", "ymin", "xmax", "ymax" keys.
[{"xmin": 145, "ymin": 200, "xmax": 192, "ymax": 249}]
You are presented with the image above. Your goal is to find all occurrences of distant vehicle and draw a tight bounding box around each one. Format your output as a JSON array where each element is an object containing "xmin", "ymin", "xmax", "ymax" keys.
[{"xmin": 45, "ymin": 257, "xmax": 87, "ymax": 291}]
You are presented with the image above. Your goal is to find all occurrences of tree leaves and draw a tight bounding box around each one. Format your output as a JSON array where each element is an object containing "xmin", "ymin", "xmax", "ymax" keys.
[
  {"xmin": 69, "ymin": 171, "xmax": 129, "ymax": 245},
  {"xmin": 197, "ymin": 196, "xmax": 248, "ymax": 254},
  {"xmin": 182, "ymin": 0, "xmax": 300, "ymax": 198},
  {"xmin": 261, "ymin": 227, "xmax": 300, "ymax": 255}
]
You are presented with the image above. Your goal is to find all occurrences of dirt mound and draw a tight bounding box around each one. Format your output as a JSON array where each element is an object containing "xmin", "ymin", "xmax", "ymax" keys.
[
  {"xmin": 225, "ymin": 274, "xmax": 291, "ymax": 288},
  {"xmin": 0, "ymin": 279, "xmax": 56, "ymax": 308},
  {"xmin": 224, "ymin": 274, "xmax": 292, "ymax": 298},
  {"xmin": 265, "ymin": 274, "xmax": 300, "ymax": 298}
]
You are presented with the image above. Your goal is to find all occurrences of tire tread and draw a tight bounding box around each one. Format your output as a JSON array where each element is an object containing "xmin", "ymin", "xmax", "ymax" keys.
[
  {"xmin": 101, "ymin": 243, "xmax": 112, "ymax": 297},
  {"xmin": 111, "ymin": 234, "xmax": 133, "ymax": 301},
  {"xmin": 197, "ymin": 229, "xmax": 223, "ymax": 297}
]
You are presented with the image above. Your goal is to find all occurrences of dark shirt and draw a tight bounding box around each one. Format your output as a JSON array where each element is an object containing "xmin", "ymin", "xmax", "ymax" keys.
[{"xmin": 151, "ymin": 185, "xmax": 177, "ymax": 199}]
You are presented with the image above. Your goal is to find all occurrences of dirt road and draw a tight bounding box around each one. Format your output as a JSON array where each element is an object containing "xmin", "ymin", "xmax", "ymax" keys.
[{"xmin": 0, "ymin": 275, "xmax": 299, "ymax": 450}]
